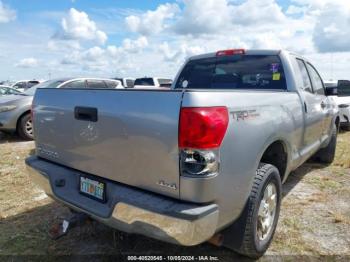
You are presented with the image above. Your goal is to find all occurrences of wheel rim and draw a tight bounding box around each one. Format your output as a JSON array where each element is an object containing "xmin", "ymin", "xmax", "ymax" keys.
[
  {"xmin": 257, "ymin": 182, "xmax": 277, "ymax": 241},
  {"xmin": 25, "ymin": 119, "xmax": 33, "ymax": 137}
]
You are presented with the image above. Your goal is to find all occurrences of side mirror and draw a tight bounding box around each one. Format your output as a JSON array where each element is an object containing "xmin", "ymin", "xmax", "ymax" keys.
[
  {"xmin": 337, "ymin": 80, "xmax": 350, "ymax": 96},
  {"xmin": 325, "ymin": 86, "xmax": 337, "ymax": 96}
]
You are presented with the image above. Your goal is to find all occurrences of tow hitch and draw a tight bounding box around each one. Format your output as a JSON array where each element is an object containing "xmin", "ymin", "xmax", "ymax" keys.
[{"xmin": 49, "ymin": 212, "xmax": 90, "ymax": 240}]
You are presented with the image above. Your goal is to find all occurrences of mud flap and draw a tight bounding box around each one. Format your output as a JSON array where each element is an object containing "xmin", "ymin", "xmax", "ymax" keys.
[{"xmin": 220, "ymin": 199, "xmax": 250, "ymax": 252}]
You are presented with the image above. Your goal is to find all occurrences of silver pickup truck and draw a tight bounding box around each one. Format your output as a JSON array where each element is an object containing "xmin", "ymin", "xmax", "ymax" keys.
[{"xmin": 26, "ymin": 49, "xmax": 339, "ymax": 258}]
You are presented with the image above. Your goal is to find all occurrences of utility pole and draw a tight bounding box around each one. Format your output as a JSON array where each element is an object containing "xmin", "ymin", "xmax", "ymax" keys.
[{"xmin": 330, "ymin": 53, "xmax": 334, "ymax": 80}]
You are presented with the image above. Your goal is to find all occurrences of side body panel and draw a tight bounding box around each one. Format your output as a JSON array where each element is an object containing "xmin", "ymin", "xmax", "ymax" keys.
[{"xmin": 180, "ymin": 90, "xmax": 304, "ymax": 229}]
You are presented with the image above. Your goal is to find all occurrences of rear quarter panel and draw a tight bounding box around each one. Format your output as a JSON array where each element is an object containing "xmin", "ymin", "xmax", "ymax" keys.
[{"xmin": 181, "ymin": 90, "xmax": 303, "ymax": 229}]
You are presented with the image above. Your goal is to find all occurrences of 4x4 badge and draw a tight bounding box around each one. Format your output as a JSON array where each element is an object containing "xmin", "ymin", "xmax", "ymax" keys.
[{"xmin": 157, "ymin": 180, "xmax": 177, "ymax": 190}]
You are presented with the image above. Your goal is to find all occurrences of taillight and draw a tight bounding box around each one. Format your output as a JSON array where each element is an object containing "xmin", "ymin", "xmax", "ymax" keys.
[
  {"xmin": 179, "ymin": 107, "xmax": 229, "ymax": 149},
  {"xmin": 216, "ymin": 49, "xmax": 245, "ymax": 56},
  {"xmin": 179, "ymin": 107, "xmax": 228, "ymax": 177}
]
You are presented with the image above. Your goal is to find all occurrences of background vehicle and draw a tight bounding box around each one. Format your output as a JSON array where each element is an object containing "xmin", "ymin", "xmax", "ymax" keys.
[
  {"xmin": 133, "ymin": 77, "xmax": 172, "ymax": 88},
  {"xmin": 11, "ymin": 80, "xmax": 40, "ymax": 92},
  {"xmin": 113, "ymin": 77, "xmax": 135, "ymax": 88},
  {"xmin": 0, "ymin": 78, "xmax": 121, "ymax": 140},
  {"xmin": 58, "ymin": 78, "xmax": 122, "ymax": 89},
  {"xmin": 325, "ymin": 80, "xmax": 350, "ymax": 130},
  {"xmin": 27, "ymin": 49, "xmax": 339, "ymax": 258},
  {"xmin": 0, "ymin": 85, "xmax": 22, "ymax": 96}
]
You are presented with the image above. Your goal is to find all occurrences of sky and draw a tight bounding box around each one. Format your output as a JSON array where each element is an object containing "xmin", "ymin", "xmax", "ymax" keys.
[{"xmin": 0, "ymin": 0, "xmax": 349, "ymax": 81}]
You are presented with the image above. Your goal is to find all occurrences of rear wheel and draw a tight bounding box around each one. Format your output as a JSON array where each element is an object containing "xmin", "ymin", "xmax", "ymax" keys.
[
  {"xmin": 237, "ymin": 163, "xmax": 282, "ymax": 259},
  {"xmin": 18, "ymin": 113, "xmax": 33, "ymax": 140}
]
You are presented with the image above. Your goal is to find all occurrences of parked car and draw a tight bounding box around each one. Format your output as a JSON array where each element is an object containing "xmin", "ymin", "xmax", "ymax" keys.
[
  {"xmin": 11, "ymin": 80, "xmax": 41, "ymax": 92},
  {"xmin": 58, "ymin": 78, "xmax": 122, "ymax": 89},
  {"xmin": 325, "ymin": 80, "xmax": 350, "ymax": 131},
  {"xmin": 134, "ymin": 77, "xmax": 172, "ymax": 88},
  {"xmin": 26, "ymin": 49, "xmax": 339, "ymax": 258},
  {"xmin": 0, "ymin": 85, "xmax": 22, "ymax": 96},
  {"xmin": 113, "ymin": 77, "xmax": 135, "ymax": 88},
  {"xmin": 0, "ymin": 78, "xmax": 122, "ymax": 140}
]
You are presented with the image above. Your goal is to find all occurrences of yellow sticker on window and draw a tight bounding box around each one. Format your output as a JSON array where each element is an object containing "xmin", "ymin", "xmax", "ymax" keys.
[{"xmin": 272, "ymin": 73, "xmax": 281, "ymax": 81}]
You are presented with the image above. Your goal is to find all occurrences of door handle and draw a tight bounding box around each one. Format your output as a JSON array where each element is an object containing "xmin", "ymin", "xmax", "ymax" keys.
[
  {"xmin": 74, "ymin": 106, "xmax": 98, "ymax": 122},
  {"xmin": 320, "ymin": 101, "xmax": 326, "ymax": 109}
]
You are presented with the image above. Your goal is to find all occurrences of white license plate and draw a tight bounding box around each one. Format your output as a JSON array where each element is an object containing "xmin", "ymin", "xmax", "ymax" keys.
[{"xmin": 80, "ymin": 176, "xmax": 105, "ymax": 201}]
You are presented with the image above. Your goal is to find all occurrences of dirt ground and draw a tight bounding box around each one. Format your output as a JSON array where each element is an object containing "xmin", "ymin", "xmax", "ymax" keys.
[{"xmin": 0, "ymin": 131, "xmax": 349, "ymax": 261}]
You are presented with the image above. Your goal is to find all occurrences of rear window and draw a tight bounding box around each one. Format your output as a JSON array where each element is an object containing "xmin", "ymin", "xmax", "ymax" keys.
[
  {"xmin": 134, "ymin": 78, "xmax": 154, "ymax": 86},
  {"xmin": 175, "ymin": 55, "xmax": 287, "ymax": 90}
]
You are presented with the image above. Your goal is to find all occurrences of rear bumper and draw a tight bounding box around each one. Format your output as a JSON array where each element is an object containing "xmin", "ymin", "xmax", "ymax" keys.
[{"xmin": 25, "ymin": 156, "xmax": 219, "ymax": 246}]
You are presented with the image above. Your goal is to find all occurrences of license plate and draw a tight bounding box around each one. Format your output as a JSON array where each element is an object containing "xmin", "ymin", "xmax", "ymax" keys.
[{"xmin": 79, "ymin": 176, "xmax": 106, "ymax": 202}]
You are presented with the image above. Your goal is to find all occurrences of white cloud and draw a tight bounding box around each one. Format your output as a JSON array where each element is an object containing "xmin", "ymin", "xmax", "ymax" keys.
[
  {"xmin": 231, "ymin": 0, "xmax": 286, "ymax": 26},
  {"xmin": 0, "ymin": 0, "xmax": 16, "ymax": 23},
  {"xmin": 48, "ymin": 39, "xmax": 81, "ymax": 51},
  {"xmin": 174, "ymin": 0, "xmax": 231, "ymax": 35},
  {"xmin": 125, "ymin": 3, "xmax": 179, "ymax": 35},
  {"xmin": 159, "ymin": 42, "xmax": 204, "ymax": 63},
  {"xmin": 312, "ymin": 2, "xmax": 350, "ymax": 52},
  {"xmin": 122, "ymin": 36, "xmax": 148, "ymax": 53},
  {"xmin": 15, "ymin": 58, "xmax": 39, "ymax": 68},
  {"xmin": 60, "ymin": 37, "xmax": 149, "ymax": 73},
  {"xmin": 286, "ymin": 5, "xmax": 307, "ymax": 15},
  {"xmin": 55, "ymin": 8, "xmax": 107, "ymax": 45}
]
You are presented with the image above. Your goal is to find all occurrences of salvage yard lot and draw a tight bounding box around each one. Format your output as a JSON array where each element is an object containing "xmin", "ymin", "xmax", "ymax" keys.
[{"xmin": 0, "ymin": 131, "xmax": 349, "ymax": 260}]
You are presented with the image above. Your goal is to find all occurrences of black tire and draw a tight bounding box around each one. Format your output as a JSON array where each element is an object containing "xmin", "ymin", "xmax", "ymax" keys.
[
  {"xmin": 17, "ymin": 113, "xmax": 34, "ymax": 140},
  {"xmin": 314, "ymin": 124, "xmax": 337, "ymax": 164},
  {"xmin": 342, "ymin": 123, "xmax": 350, "ymax": 131},
  {"xmin": 237, "ymin": 163, "xmax": 282, "ymax": 259}
]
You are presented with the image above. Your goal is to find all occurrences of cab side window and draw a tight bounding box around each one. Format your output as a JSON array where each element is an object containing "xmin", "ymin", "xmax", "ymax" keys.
[
  {"xmin": 306, "ymin": 63, "xmax": 325, "ymax": 96},
  {"xmin": 296, "ymin": 59, "xmax": 313, "ymax": 93},
  {"xmin": 86, "ymin": 80, "xmax": 107, "ymax": 89}
]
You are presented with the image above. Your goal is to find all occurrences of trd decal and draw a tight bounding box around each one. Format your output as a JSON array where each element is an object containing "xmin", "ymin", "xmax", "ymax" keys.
[{"xmin": 230, "ymin": 110, "xmax": 260, "ymax": 121}]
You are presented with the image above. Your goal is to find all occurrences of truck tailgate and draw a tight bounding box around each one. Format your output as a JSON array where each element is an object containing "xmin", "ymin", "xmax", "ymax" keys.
[{"xmin": 33, "ymin": 89, "xmax": 183, "ymax": 198}]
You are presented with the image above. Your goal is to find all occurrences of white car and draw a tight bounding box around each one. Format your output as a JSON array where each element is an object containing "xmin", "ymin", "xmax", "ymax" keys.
[
  {"xmin": 56, "ymin": 78, "xmax": 123, "ymax": 89},
  {"xmin": 11, "ymin": 80, "xmax": 41, "ymax": 92},
  {"xmin": 133, "ymin": 77, "xmax": 172, "ymax": 88},
  {"xmin": 325, "ymin": 80, "xmax": 350, "ymax": 130},
  {"xmin": 113, "ymin": 77, "xmax": 135, "ymax": 88}
]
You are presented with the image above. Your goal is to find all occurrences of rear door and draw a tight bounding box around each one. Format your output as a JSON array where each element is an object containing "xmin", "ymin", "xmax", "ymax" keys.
[
  {"xmin": 294, "ymin": 58, "xmax": 324, "ymax": 149},
  {"xmin": 305, "ymin": 62, "xmax": 332, "ymax": 139},
  {"xmin": 33, "ymin": 89, "xmax": 183, "ymax": 198}
]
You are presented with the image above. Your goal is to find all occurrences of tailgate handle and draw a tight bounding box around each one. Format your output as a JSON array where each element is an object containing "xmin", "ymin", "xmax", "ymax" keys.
[{"xmin": 74, "ymin": 107, "xmax": 98, "ymax": 122}]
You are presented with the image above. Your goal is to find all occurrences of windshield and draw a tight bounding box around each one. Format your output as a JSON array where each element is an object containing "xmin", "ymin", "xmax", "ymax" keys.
[
  {"xmin": 24, "ymin": 79, "xmax": 68, "ymax": 96},
  {"xmin": 175, "ymin": 55, "xmax": 287, "ymax": 90}
]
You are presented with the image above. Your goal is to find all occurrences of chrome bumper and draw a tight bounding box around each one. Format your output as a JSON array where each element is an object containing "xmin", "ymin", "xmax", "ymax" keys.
[{"xmin": 26, "ymin": 156, "xmax": 219, "ymax": 246}]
